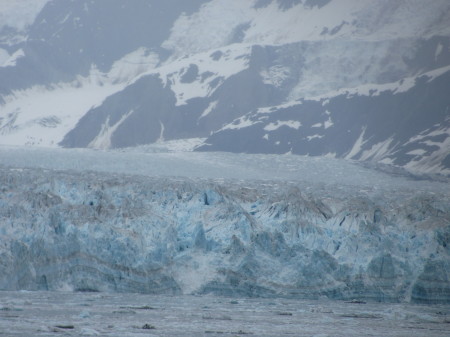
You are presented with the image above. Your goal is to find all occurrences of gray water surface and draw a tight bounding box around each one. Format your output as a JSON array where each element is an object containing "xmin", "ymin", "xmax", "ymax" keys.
[{"xmin": 1, "ymin": 291, "xmax": 449, "ymax": 337}]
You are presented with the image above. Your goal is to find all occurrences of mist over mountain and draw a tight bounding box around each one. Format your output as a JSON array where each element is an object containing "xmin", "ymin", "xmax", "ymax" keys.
[{"xmin": 0, "ymin": 0, "xmax": 449, "ymax": 174}]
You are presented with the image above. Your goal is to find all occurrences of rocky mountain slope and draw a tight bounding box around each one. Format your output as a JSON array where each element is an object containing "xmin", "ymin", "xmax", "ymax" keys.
[{"xmin": 0, "ymin": 0, "xmax": 449, "ymax": 174}]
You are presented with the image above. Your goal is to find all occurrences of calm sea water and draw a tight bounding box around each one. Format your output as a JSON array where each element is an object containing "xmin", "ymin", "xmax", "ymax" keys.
[{"xmin": 1, "ymin": 291, "xmax": 449, "ymax": 336}]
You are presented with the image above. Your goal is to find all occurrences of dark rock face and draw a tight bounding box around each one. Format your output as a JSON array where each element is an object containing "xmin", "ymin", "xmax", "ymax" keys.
[
  {"xmin": 198, "ymin": 67, "xmax": 450, "ymax": 174},
  {"xmin": 1, "ymin": 167, "xmax": 449, "ymax": 303}
]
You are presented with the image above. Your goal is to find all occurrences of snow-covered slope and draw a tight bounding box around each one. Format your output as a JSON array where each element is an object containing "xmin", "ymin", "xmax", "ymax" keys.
[
  {"xmin": 0, "ymin": 0, "xmax": 449, "ymax": 174},
  {"xmin": 0, "ymin": 147, "xmax": 449, "ymax": 303},
  {"xmin": 0, "ymin": 0, "xmax": 50, "ymax": 45},
  {"xmin": 199, "ymin": 66, "xmax": 450, "ymax": 175},
  {"xmin": 0, "ymin": 0, "xmax": 49, "ymax": 32},
  {"xmin": 0, "ymin": 50, "xmax": 159, "ymax": 147},
  {"xmin": 162, "ymin": 0, "xmax": 450, "ymax": 53}
]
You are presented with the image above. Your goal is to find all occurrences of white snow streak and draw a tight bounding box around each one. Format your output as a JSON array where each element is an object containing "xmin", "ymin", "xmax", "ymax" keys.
[
  {"xmin": 88, "ymin": 110, "xmax": 133, "ymax": 150},
  {"xmin": 358, "ymin": 137, "xmax": 396, "ymax": 162},
  {"xmin": 199, "ymin": 101, "xmax": 218, "ymax": 120},
  {"xmin": 0, "ymin": 48, "xmax": 24, "ymax": 67},
  {"xmin": 221, "ymin": 116, "xmax": 259, "ymax": 131},
  {"xmin": 345, "ymin": 127, "xmax": 367, "ymax": 159},
  {"xmin": 324, "ymin": 117, "xmax": 334, "ymax": 129},
  {"xmin": 307, "ymin": 134, "xmax": 324, "ymax": 141},
  {"xmin": 158, "ymin": 120, "xmax": 165, "ymax": 143},
  {"xmin": 305, "ymin": 64, "xmax": 450, "ymax": 102},
  {"xmin": 264, "ymin": 120, "xmax": 301, "ymax": 131}
]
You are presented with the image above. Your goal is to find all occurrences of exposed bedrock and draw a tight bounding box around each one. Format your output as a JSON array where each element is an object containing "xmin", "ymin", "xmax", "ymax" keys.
[{"xmin": 0, "ymin": 167, "xmax": 449, "ymax": 303}]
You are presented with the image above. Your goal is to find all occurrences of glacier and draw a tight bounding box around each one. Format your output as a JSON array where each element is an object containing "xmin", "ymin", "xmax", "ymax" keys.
[{"xmin": 0, "ymin": 147, "xmax": 449, "ymax": 304}]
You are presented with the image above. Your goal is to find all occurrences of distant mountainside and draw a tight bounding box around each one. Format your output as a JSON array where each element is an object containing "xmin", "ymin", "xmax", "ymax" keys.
[{"xmin": 1, "ymin": 0, "xmax": 449, "ymax": 174}]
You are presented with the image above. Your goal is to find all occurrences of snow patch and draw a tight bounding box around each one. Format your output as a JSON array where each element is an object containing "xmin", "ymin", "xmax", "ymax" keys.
[
  {"xmin": 358, "ymin": 137, "xmax": 396, "ymax": 162},
  {"xmin": 401, "ymin": 123, "xmax": 450, "ymax": 175},
  {"xmin": 407, "ymin": 149, "xmax": 427, "ymax": 156},
  {"xmin": 153, "ymin": 45, "xmax": 251, "ymax": 106},
  {"xmin": 406, "ymin": 122, "xmax": 450, "ymax": 146},
  {"xmin": 199, "ymin": 101, "xmax": 218, "ymax": 120},
  {"xmin": 306, "ymin": 65, "xmax": 450, "ymax": 102},
  {"xmin": 0, "ymin": 0, "xmax": 50, "ymax": 32},
  {"xmin": 108, "ymin": 48, "xmax": 159, "ymax": 83},
  {"xmin": 221, "ymin": 115, "xmax": 259, "ymax": 131},
  {"xmin": 435, "ymin": 42, "xmax": 444, "ymax": 60},
  {"xmin": 244, "ymin": 0, "xmax": 358, "ymax": 45},
  {"xmin": 0, "ymin": 66, "xmax": 129, "ymax": 147},
  {"xmin": 306, "ymin": 134, "xmax": 324, "ymax": 141},
  {"xmin": 257, "ymin": 100, "xmax": 302, "ymax": 114},
  {"xmin": 345, "ymin": 127, "xmax": 367, "ymax": 159},
  {"xmin": 404, "ymin": 129, "xmax": 450, "ymax": 176},
  {"xmin": 157, "ymin": 121, "xmax": 165, "ymax": 143},
  {"xmin": 260, "ymin": 65, "xmax": 290, "ymax": 87},
  {"xmin": 264, "ymin": 120, "xmax": 301, "ymax": 131},
  {"xmin": 163, "ymin": 0, "xmax": 450, "ymax": 58},
  {"xmin": 128, "ymin": 138, "xmax": 207, "ymax": 153},
  {"xmin": 59, "ymin": 13, "xmax": 71, "ymax": 25},
  {"xmin": 162, "ymin": 0, "xmax": 254, "ymax": 56},
  {"xmin": 88, "ymin": 110, "xmax": 133, "ymax": 150},
  {"xmin": 324, "ymin": 117, "xmax": 334, "ymax": 129},
  {"xmin": 423, "ymin": 64, "xmax": 450, "ymax": 83},
  {"xmin": 0, "ymin": 49, "xmax": 24, "ymax": 67}
]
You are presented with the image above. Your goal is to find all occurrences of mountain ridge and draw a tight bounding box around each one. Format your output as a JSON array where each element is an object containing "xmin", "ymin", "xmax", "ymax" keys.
[{"xmin": 0, "ymin": 0, "xmax": 449, "ymax": 174}]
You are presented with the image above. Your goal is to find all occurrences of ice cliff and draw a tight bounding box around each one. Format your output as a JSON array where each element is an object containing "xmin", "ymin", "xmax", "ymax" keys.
[{"xmin": 1, "ymin": 166, "xmax": 449, "ymax": 304}]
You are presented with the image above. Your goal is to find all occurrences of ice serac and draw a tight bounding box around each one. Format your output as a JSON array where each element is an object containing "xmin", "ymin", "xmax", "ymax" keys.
[{"xmin": 1, "ymin": 167, "xmax": 449, "ymax": 304}]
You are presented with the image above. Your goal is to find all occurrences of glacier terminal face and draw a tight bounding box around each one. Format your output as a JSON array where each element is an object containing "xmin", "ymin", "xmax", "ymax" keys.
[{"xmin": 1, "ymin": 152, "xmax": 449, "ymax": 303}]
